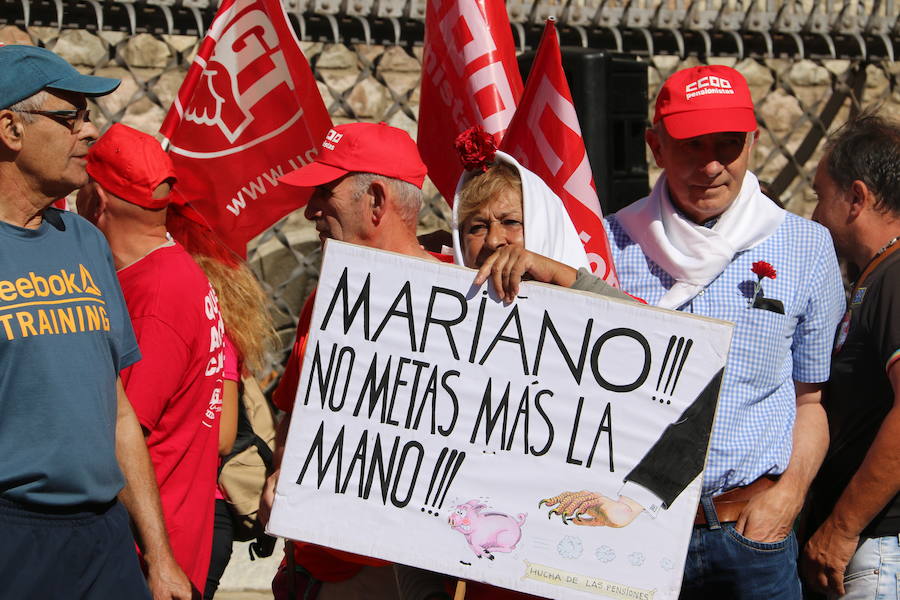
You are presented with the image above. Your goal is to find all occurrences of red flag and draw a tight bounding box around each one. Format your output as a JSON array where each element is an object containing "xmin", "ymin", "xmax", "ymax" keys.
[
  {"xmin": 160, "ymin": 0, "xmax": 331, "ymax": 256},
  {"xmin": 501, "ymin": 19, "xmax": 619, "ymax": 285},
  {"xmin": 419, "ymin": 0, "xmax": 523, "ymax": 203}
]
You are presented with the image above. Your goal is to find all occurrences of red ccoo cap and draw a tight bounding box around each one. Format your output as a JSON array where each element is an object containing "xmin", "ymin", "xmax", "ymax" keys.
[{"xmin": 654, "ymin": 65, "xmax": 757, "ymax": 139}]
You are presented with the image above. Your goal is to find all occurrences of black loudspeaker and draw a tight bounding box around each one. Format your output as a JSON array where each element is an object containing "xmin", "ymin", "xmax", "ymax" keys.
[{"xmin": 518, "ymin": 49, "xmax": 649, "ymax": 215}]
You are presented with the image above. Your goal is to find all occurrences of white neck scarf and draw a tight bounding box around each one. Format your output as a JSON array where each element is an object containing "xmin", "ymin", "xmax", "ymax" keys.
[
  {"xmin": 450, "ymin": 151, "xmax": 589, "ymax": 270},
  {"xmin": 615, "ymin": 171, "xmax": 784, "ymax": 309}
]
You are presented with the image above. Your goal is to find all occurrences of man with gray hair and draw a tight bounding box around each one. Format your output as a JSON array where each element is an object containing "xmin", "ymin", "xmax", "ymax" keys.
[
  {"xmin": 0, "ymin": 44, "xmax": 190, "ymax": 599},
  {"xmin": 261, "ymin": 121, "xmax": 447, "ymax": 599},
  {"xmin": 593, "ymin": 64, "xmax": 844, "ymax": 598}
]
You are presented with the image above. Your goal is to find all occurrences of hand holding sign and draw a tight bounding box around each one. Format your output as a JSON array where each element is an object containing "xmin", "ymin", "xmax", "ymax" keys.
[{"xmin": 474, "ymin": 246, "xmax": 577, "ymax": 303}]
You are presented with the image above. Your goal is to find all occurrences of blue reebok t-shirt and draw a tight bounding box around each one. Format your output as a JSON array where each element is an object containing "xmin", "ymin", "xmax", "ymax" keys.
[{"xmin": 0, "ymin": 209, "xmax": 140, "ymax": 506}]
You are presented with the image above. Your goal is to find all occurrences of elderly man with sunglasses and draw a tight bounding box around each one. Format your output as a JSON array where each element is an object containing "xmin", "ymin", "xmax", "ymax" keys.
[{"xmin": 0, "ymin": 45, "xmax": 191, "ymax": 600}]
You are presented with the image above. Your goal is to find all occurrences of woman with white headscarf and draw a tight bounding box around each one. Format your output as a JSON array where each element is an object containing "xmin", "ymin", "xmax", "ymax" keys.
[{"xmin": 450, "ymin": 127, "xmax": 629, "ymax": 304}]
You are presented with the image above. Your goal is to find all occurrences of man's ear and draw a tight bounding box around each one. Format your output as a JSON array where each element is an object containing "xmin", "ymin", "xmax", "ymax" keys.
[
  {"xmin": 79, "ymin": 182, "xmax": 110, "ymax": 223},
  {"xmin": 95, "ymin": 184, "xmax": 111, "ymax": 215},
  {"xmin": 369, "ymin": 179, "xmax": 388, "ymax": 225},
  {"xmin": 848, "ymin": 179, "xmax": 874, "ymax": 219},
  {"xmin": 0, "ymin": 110, "xmax": 24, "ymax": 152},
  {"xmin": 76, "ymin": 181, "xmax": 98, "ymax": 222},
  {"xmin": 646, "ymin": 127, "xmax": 664, "ymax": 168},
  {"xmin": 750, "ymin": 129, "xmax": 760, "ymax": 146}
]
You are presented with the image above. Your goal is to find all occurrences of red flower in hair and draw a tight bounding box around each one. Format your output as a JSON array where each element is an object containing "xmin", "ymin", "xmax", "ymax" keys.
[
  {"xmin": 751, "ymin": 261, "xmax": 777, "ymax": 280},
  {"xmin": 454, "ymin": 126, "xmax": 497, "ymax": 172}
]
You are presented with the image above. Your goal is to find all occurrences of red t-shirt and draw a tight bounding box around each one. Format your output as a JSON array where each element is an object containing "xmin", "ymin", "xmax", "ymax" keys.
[
  {"xmin": 119, "ymin": 243, "xmax": 225, "ymax": 593},
  {"xmin": 272, "ymin": 290, "xmax": 315, "ymax": 415}
]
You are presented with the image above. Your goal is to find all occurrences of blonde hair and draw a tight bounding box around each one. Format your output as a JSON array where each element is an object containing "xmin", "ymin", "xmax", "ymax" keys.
[
  {"xmin": 193, "ymin": 256, "xmax": 277, "ymax": 375},
  {"xmin": 457, "ymin": 162, "xmax": 522, "ymax": 227},
  {"xmin": 166, "ymin": 206, "xmax": 276, "ymax": 375}
]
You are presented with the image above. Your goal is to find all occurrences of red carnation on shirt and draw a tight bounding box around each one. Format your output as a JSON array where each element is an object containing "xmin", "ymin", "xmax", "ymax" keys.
[
  {"xmin": 749, "ymin": 261, "xmax": 778, "ymax": 308},
  {"xmin": 752, "ymin": 261, "xmax": 777, "ymax": 280}
]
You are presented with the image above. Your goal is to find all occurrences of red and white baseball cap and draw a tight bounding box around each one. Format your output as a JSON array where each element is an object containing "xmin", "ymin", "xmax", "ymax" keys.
[
  {"xmin": 87, "ymin": 123, "xmax": 180, "ymax": 209},
  {"xmin": 653, "ymin": 65, "xmax": 757, "ymax": 139},
  {"xmin": 278, "ymin": 122, "xmax": 428, "ymax": 189}
]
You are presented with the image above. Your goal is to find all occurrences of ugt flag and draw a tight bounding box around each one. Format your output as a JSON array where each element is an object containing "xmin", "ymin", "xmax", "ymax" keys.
[
  {"xmin": 160, "ymin": 0, "xmax": 332, "ymax": 256},
  {"xmin": 419, "ymin": 0, "xmax": 523, "ymax": 203},
  {"xmin": 501, "ymin": 19, "xmax": 619, "ymax": 285}
]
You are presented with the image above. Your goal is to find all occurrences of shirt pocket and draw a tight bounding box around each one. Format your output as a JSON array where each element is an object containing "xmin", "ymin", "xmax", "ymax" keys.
[{"xmin": 733, "ymin": 307, "xmax": 794, "ymax": 389}]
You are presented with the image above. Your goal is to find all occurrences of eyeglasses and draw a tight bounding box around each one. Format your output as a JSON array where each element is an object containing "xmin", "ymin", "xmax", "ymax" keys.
[{"xmin": 13, "ymin": 108, "xmax": 91, "ymax": 133}]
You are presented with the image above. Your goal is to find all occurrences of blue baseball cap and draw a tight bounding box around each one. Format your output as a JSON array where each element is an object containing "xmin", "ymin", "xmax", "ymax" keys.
[{"xmin": 0, "ymin": 45, "xmax": 120, "ymax": 109}]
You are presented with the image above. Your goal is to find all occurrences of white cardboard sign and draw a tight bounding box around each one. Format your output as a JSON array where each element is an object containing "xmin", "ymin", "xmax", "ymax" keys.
[{"xmin": 268, "ymin": 240, "xmax": 734, "ymax": 600}]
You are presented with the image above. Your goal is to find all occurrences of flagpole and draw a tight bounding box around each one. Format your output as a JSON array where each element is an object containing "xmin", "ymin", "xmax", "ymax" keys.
[{"xmin": 454, "ymin": 579, "xmax": 466, "ymax": 600}]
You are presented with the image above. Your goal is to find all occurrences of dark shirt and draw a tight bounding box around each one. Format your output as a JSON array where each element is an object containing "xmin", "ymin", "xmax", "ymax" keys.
[{"xmin": 812, "ymin": 249, "xmax": 900, "ymax": 537}]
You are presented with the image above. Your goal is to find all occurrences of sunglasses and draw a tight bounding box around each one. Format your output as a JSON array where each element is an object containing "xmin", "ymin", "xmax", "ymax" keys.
[{"xmin": 14, "ymin": 107, "xmax": 92, "ymax": 133}]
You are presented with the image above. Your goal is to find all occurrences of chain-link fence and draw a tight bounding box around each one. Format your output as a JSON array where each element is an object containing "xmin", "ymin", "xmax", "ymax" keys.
[{"xmin": 2, "ymin": 0, "xmax": 896, "ymax": 377}]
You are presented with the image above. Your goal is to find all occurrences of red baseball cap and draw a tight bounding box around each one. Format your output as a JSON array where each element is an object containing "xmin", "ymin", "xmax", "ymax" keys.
[
  {"xmin": 278, "ymin": 122, "xmax": 428, "ymax": 189},
  {"xmin": 86, "ymin": 123, "xmax": 179, "ymax": 209},
  {"xmin": 654, "ymin": 65, "xmax": 757, "ymax": 139}
]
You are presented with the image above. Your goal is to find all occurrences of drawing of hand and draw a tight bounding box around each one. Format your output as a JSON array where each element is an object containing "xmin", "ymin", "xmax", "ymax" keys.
[{"xmin": 539, "ymin": 492, "xmax": 643, "ymax": 527}]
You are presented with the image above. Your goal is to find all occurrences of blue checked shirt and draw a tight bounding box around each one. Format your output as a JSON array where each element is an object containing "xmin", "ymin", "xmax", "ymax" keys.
[{"xmin": 605, "ymin": 209, "xmax": 845, "ymax": 496}]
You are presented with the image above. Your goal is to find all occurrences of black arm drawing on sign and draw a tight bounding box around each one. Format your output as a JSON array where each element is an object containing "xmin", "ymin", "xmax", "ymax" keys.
[{"xmin": 540, "ymin": 368, "xmax": 723, "ymax": 527}]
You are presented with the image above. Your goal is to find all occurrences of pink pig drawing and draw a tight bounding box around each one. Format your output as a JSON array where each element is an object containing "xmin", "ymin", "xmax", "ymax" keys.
[{"xmin": 448, "ymin": 500, "xmax": 527, "ymax": 559}]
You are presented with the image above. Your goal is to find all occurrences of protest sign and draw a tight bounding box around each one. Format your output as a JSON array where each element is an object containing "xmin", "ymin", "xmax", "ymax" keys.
[{"xmin": 268, "ymin": 241, "xmax": 734, "ymax": 599}]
